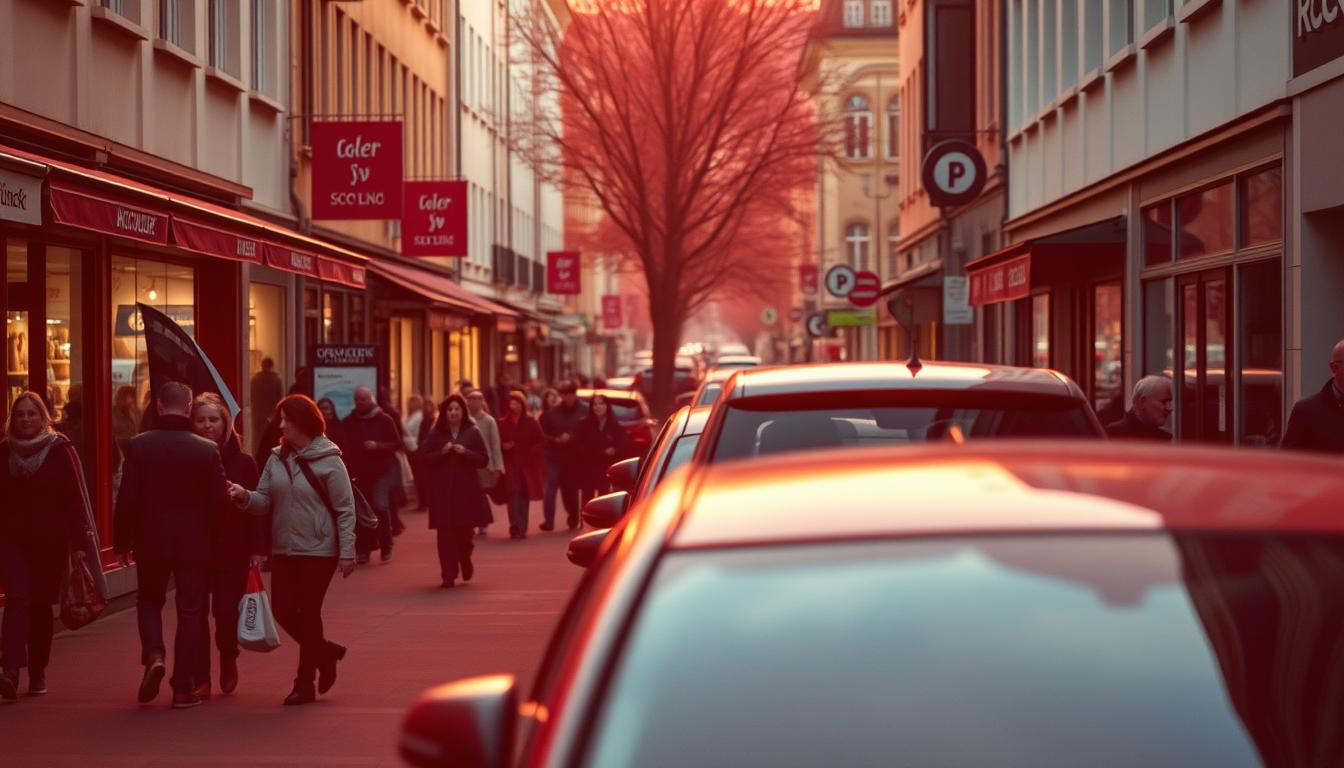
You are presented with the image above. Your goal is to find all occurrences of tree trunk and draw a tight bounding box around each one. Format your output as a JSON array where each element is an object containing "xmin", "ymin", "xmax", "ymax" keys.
[{"xmin": 648, "ymin": 300, "xmax": 685, "ymax": 420}]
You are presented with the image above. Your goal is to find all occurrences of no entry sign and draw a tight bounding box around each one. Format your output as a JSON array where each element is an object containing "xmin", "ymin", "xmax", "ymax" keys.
[
  {"xmin": 601, "ymin": 295, "xmax": 623, "ymax": 329},
  {"xmin": 921, "ymin": 139, "xmax": 987, "ymax": 209},
  {"xmin": 312, "ymin": 121, "xmax": 403, "ymax": 220},
  {"xmin": 849, "ymin": 271, "xmax": 881, "ymax": 307}
]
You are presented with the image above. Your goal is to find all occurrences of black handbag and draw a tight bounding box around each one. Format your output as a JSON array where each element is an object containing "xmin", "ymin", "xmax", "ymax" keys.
[{"xmin": 292, "ymin": 455, "xmax": 378, "ymax": 556}]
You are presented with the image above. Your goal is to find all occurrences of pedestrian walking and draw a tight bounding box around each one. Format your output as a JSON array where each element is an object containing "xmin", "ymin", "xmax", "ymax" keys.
[
  {"xmin": 113, "ymin": 381, "xmax": 232, "ymax": 709},
  {"xmin": 189, "ymin": 393, "xmax": 264, "ymax": 700},
  {"xmin": 377, "ymin": 387, "xmax": 410, "ymax": 536},
  {"xmin": 575, "ymin": 393, "xmax": 632, "ymax": 504},
  {"xmin": 228, "ymin": 395, "xmax": 355, "ymax": 706},
  {"xmin": 1105, "ymin": 376, "xmax": 1174, "ymax": 442},
  {"xmin": 249, "ymin": 358, "xmax": 284, "ymax": 448},
  {"xmin": 467, "ymin": 389, "xmax": 505, "ymax": 536},
  {"xmin": 317, "ymin": 398, "xmax": 345, "ymax": 449},
  {"xmin": 0, "ymin": 392, "xmax": 107, "ymax": 701},
  {"xmin": 497, "ymin": 392, "xmax": 544, "ymax": 539},
  {"xmin": 403, "ymin": 394, "xmax": 430, "ymax": 512},
  {"xmin": 540, "ymin": 382, "xmax": 588, "ymax": 531},
  {"xmin": 341, "ymin": 386, "xmax": 401, "ymax": 563},
  {"xmin": 483, "ymin": 371, "xmax": 516, "ymax": 418},
  {"xmin": 422, "ymin": 395, "xmax": 491, "ymax": 588},
  {"xmin": 1282, "ymin": 339, "xmax": 1344, "ymax": 453}
]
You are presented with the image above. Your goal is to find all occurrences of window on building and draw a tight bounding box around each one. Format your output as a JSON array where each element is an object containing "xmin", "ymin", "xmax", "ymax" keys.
[
  {"xmin": 1143, "ymin": 0, "xmax": 1172, "ymax": 31},
  {"xmin": 1143, "ymin": 277, "xmax": 1174, "ymax": 378},
  {"xmin": 1238, "ymin": 259, "xmax": 1282, "ymax": 447},
  {"xmin": 1109, "ymin": 0, "xmax": 1133, "ymax": 56},
  {"xmin": 1042, "ymin": 0, "xmax": 1057, "ymax": 103},
  {"xmin": 843, "ymin": 95, "xmax": 872, "ymax": 160},
  {"xmin": 1143, "ymin": 203, "xmax": 1173, "ymax": 266},
  {"xmin": 1240, "ymin": 166, "xmax": 1283, "ymax": 247},
  {"xmin": 1177, "ymin": 182, "xmax": 1235, "ymax": 260},
  {"xmin": 1084, "ymin": 0, "xmax": 1104, "ymax": 72},
  {"xmin": 887, "ymin": 223, "xmax": 901, "ymax": 276},
  {"xmin": 885, "ymin": 96, "xmax": 900, "ymax": 160},
  {"xmin": 845, "ymin": 224, "xmax": 871, "ymax": 272},
  {"xmin": 1061, "ymin": 0, "xmax": 1079, "ymax": 90},
  {"xmin": 209, "ymin": 0, "xmax": 228, "ymax": 71},
  {"xmin": 1025, "ymin": 0, "xmax": 1039, "ymax": 114},
  {"xmin": 160, "ymin": 0, "xmax": 183, "ymax": 47},
  {"xmin": 250, "ymin": 0, "xmax": 269, "ymax": 92},
  {"xmin": 871, "ymin": 0, "xmax": 893, "ymax": 27},
  {"xmin": 844, "ymin": 0, "xmax": 865, "ymax": 27},
  {"xmin": 1093, "ymin": 282, "xmax": 1123, "ymax": 418},
  {"xmin": 101, "ymin": 0, "xmax": 126, "ymax": 14},
  {"xmin": 1010, "ymin": 0, "xmax": 1024, "ymax": 127}
]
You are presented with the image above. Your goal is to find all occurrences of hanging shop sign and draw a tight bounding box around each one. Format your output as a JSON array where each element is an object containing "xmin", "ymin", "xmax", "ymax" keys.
[
  {"xmin": 799, "ymin": 264, "xmax": 819, "ymax": 296},
  {"xmin": 968, "ymin": 253, "xmax": 1031, "ymax": 307},
  {"xmin": 921, "ymin": 139, "xmax": 988, "ymax": 209},
  {"xmin": 943, "ymin": 275, "xmax": 973, "ymax": 325},
  {"xmin": 1294, "ymin": 0, "xmax": 1344, "ymax": 76},
  {"xmin": 311, "ymin": 121, "xmax": 403, "ymax": 220},
  {"xmin": 601, "ymin": 294, "xmax": 623, "ymax": 329},
  {"xmin": 49, "ymin": 185, "xmax": 169, "ymax": 245},
  {"xmin": 402, "ymin": 180, "xmax": 467, "ymax": 257},
  {"xmin": 0, "ymin": 167, "xmax": 42, "ymax": 225},
  {"xmin": 171, "ymin": 217, "xmax": 263, "ymax": 264},
  {"xmin": 547, "ymin": 251, "xmax": 582, "ymax": 295}
]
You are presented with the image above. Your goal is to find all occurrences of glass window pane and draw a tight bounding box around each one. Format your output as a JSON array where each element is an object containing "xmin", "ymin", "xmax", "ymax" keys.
[
  {"xmin": 6, "ymin": 241, "xmax": 30, "ymax": 408},
  {"xmin": 348, "ymin": 293, "xmax": 365, "ymax": 343},
  {"xmin": 1180, "ymin": 283, "xmax": 1198, "ymax": 440},
  {"xmin": 1204, "ymin": 279, "xmax": 1229, "ymax": 442},
  {"xmin": 1178, "ymin": 183, "xmax": 1234, "ymax": 260},
  {"xmin": 111, "ymin": 257, "xmax": 194, "ymax": 441},
  {"xmin": 47, "ymin": 249, "xmax": 84, "ymax": 452},
  {"xmin": 1238, "ymin": 261, "xmax": 1281, "ymax": 447},
  {"xmin": 1143, "ymin": 204, "xmax": 1173, "ymax": 266},
  {"xmin": 323, "ymin": 290, "xmax": 344, "ymax": 344},
  {"xmin": 1092, "ymin": 283, "xmax": 1123, "ymax": 420},
  {"xmin": 1143, "ymin": 278, "xmax": 1173, "ymax": 377},
  {"xmin": 1240, "ymin": 167, "xmax": 1282, "ymax": 247},
  {"xmin": 248, "ymin": 282, "xmax": 286, "ymax": 454},
  {"xmin": 1031, "ymin": 293, "xmax": 1050, "ymax": 368}
]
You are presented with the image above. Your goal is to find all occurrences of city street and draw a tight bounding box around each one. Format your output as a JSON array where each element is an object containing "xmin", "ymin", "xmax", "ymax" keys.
[{"xmin": 0, "ymin": 508, "xmax": 579, "ymax": 768}]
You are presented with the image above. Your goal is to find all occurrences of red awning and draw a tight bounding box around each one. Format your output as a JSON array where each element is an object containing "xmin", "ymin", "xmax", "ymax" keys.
[
  {"xmin": 369, "ymin": 258, "xmax": 518, "ymax": 318},
  {"xmin": 317, "ymin": 257, "xmax": 367, "ymax": 289},
  {"xmin": 264, "ymin": 243, "xmax": 319, "ymax": 277},
  {"xmin": 967, "ymin": 250, "xmax": 1031, "ymax": 307},
  {"xmin": 171, "ymin": 216, "xmax": 263, "ymax": 264},
  {"xmin": 48, "ymin": 184, "xmax": 170, "ymax": 245}
]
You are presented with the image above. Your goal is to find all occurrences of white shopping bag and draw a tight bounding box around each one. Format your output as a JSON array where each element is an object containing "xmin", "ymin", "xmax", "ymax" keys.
[{"xmin": 237, "ymin": 566, "xmax": 281, "ymax": 652}]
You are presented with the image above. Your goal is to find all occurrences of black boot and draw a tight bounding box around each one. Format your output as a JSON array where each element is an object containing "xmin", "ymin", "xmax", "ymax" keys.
[
  {"xmin": 284, "ymin": 680, "xmax": 316, "ymax": 706},
  {"xmin": 317, "ymin": 642, "xmax": 346, "ymax": 694},
  {"xmin": 0, "ymin": 668, "xmax": 18, "ymax": 701},
  {"xmin": 28, "ymin": 668, "xmax": 47, "ymax": 696}
]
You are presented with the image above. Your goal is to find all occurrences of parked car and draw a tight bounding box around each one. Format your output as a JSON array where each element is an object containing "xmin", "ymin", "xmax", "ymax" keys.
[
  {"xmin": 689, "ymin": 366, "xmax": 739, "ymax": 407},
  {"xmin": 635, "ymin": 356, "xmax": 702, "ymax": 402},
  {"xmin": 401, "ymin": 443, "xmax": 1344, "ymax": 768},
  {"xmin": 694, "ymin": 361, "xmax": 1105, "ymax": 466},
  {"xmin": 576, "ymin": 388, "xmax": 659, "ymax": 455},
  {"xmin": 711, "ymin": 354, "xmax": 762, "ymax": 370}
]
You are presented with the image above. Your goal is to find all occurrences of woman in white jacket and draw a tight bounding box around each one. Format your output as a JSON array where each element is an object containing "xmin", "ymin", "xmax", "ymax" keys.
[{"xmin": 228, "ymin": 395, "xmax": 355, "ymax": 706}]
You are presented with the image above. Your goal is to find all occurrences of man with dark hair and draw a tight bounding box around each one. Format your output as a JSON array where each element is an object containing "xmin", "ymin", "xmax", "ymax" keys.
[
  {"xmin": 342, "ymin": 386, "xmax": 401, "ymax": 563},
  {"xmin": 539, "ymin": 381, "xmax": 587, "ymax": 531},
  {"xmin": 483, "ymin": 370, "xmax": 515, "ymax": 420},
  {"xmin": 1282, "ymin": 339, "xmax": 1344, "ymax": 453},
  {"xmin": 114, "ymin": 381, "xmax": 232, "ymax": 709},
  {"xmin": 249, "ymin": 358, "xmax": 283, "ymax": 447}
]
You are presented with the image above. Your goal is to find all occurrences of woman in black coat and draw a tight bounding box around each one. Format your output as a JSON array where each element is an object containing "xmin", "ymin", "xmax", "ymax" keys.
[
  {"xmin": 0, "ymin": 392, "xmax": 107, "ymax": 700},
  {"xmin": 421, "ymin": 393, "xmax": 490, "ymax": 589},
  {"xmin": 190, "ymin": 393, "xmax": 264, "ymax": 699},
  {"xmin": 575, "ymin": 393, "xmax": 633, "ymax": 504}
]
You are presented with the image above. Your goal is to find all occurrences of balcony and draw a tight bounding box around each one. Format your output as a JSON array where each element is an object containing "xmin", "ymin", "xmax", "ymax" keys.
[
  {"xmin": 492, "ymin": 245, "xmax": 515, "ymax": 285},
  {"xmin": 532, "ymin": 261, "xmax": 545, "ymax": 294}
]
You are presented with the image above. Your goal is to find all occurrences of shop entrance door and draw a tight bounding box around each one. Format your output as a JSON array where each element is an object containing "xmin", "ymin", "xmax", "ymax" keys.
[{"xmin": 1177, "ymin": 268, "xmax": 1232, "ymax": 443}]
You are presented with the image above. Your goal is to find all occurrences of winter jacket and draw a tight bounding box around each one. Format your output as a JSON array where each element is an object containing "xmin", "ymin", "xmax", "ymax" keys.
[
  {"xmin": 403, "ymin": 411, "xmax": 425, "ymax": 452},
  {"xmin": 1281, "ymin": 380, "xmax": 1344, "ymax": 454},
  {"xmin": 541, "ymin": 401, "xmax": 588, "ymax": 463},
  {"xmin": 473, "ymin": 411, "xmax": 506, "ymax": 486},
  {"xmin": 113, "ymin": 415, "xmax": 231, "ymax": 563},
  {"xmin": 210, "ymin": 434, "xmax": 266, "ymax": 568},
  {"xmin": 576, "ymin": 415, "xmax": 634, "ymax": 487},
  {"xmin": 422, "ymin": 424, "xmax": 492, "ymax": 529},
  {"xmin": 340, "ymin": 407, "xmax": 402, "ymax": 488},
  {"xmin": 242, "ymin": 436, "xmax": 356, "ymax": 560},
  {"xmin": 1105, "ymin": 412, "xmax": 1173, "ymax": 443},
  {"xmin": 498, "ymin": 412, "xmax": 545, "ymax": 501}
]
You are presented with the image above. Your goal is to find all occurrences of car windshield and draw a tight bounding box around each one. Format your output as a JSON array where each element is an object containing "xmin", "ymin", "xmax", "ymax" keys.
[
  {"xmin": 694, "ymin": 383, "xmax": 722, "ymax": 407},
  {"xmin": 710, "ymin": 392, "xmax": 1097, "ymax": 462},
  {"xmin": 584, "ymin": 534, "xmax": 1344, "ymax": 768}
]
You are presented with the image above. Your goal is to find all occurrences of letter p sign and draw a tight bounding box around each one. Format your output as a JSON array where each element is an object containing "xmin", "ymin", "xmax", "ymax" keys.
[{"xmin": 921, "ymin": 139, "xmax": 988, "ymax": 209}]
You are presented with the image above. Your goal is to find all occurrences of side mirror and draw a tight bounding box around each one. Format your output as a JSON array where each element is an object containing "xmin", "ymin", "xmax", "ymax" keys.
[
  {"xmin": 400, "ymin": 675, "xmax": 518, "ymax": 768},
  {"xmin": 606, "ymin": 457, "xmax": 640, "ymax": 492},
  {"xmin": 567, "ymin": 528, "xmax": 610, "ymax": 569},
  {"xmin": 582, "ymin": 491, "xmax": 629, "ymax": 530}
]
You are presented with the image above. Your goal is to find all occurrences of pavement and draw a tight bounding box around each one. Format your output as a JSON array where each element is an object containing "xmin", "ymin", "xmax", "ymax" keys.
[{"xmin": 0, "ymin": 505, "xmax": 582, "ymax": 767}]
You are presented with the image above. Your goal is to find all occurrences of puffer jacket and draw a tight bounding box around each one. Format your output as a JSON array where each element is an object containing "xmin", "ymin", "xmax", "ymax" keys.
[{"xmin": 242, "ymin": 436, "xmax": 355, "ymax": 560}]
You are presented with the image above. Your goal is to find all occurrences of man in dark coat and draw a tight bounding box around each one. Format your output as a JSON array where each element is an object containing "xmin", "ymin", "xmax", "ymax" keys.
[
  {"xmin": 540, "ymin": 381, "xmax": 588, "ymax": 530},
  {"xmin": 1281, "ymin": 339, "xmax": 1344, "ymax": 454},
  {"xmin": 341, "ymin": 386, "xmax": 401, "ymax": 563},
  {"xmin": 249, "ymin": 358, "xmax": 284, "ymax": 446},
  {"xmin": 1106, "ymin": 376, "xmax": 1174, "ymax": 442},
  {"xmin": 483, "ymin": 371, "xmax": 516, "ymax": 420},
  {"xmin": 113, "ymin": 382, "xmax": 231, "ymax": 709}
]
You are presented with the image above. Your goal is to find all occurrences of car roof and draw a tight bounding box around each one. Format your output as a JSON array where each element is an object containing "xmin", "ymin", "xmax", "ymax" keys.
[
  {"xmin": 703, "ymin": 367, "xmax": 740, "ymax": 383},
  {"xmin": 578, "ymin": 388, "xmax": 644, "ymax": 403},
  {"xmin": 665, "ymin": 443, "xmax": 1344, "ymax": 549},
  {"xmin": 726, "ymin": 361, "xmax": 1077, "ymax": 398},
  {"xmin": 684, "ymin": 405, "xmax": 712, "ymax": 436}
]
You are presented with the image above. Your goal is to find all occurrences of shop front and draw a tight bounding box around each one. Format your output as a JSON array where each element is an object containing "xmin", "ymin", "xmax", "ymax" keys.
[{"xmin": 0, "ymin": 145, "xmax": 367, "ymax": 587}]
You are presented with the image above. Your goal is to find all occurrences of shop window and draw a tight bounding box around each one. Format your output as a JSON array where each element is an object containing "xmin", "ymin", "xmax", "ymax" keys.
[
  {"xmin": 1143, "ymin": 278, "xmax": 1174, "ymax": 377},
  {"xmin": 846, "ymin": 223, "xmax": 871, "ymax": 272},
  {"xmin": 885, "ymin": 96, "xmax": 900, "ymax": 160},
  {"xmin": 1238, "ymin": 260, "xmax": 1282, "ymax": 447},
  {"xmin": 431, "ymin": 329, "xmax": 446, "ymax": 403},
  {"xmin": 348, "ymin": 293, "xmax": 366, "ymax": 343},
  {"xmin": 1178, "ymin": 271, "xmax": 1231, "ymax": 443},
  {"xmin": 1240, "ymin": 166, "xmax": 1282, "ymax": 247},
  {"xmin": 111, "ymin": 257, "xmax": 196, "ymax": 432},
  {"xmin": 1092, "ymin": 283, "xmax": 1123, "ymax": 421},
  {"xmin": 46, "ymin": 248, "xmax": 84, "ymax": 441},
  {"xmin": 1177, "ymin": 182, "xmax": 1234, "ymax": 260},
  {"xmin": 1031, "ymin": 293, "xmax": 1050, "ymax": 368},
  {"xmin": 323, "ymin": 290, "xmax": 345, "ymax": 344},
  {"xmin": 1108, "ymin": 0, "xmax": 1133, "ymax": 55},
  {"xmin": 247, "ymin": 282, "xmax": 286, "ymax": 453},
  {"xmin": 303, "ymin": 285, "xmax": 320, "ymax": 351},
  {"xmin": 6, "ymin": 241, "xmax": 30, "ymax": 410},
  {"xmin": 1143, "ymin": 203, "xmax": 1173, "ymax": 266}
]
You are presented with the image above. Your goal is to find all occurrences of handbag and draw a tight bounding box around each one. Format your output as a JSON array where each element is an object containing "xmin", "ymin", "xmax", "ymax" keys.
[
  {"xmin": 294, "ymin": 455, "xmax": 378, "ymax": 556},
  {"xmin": 486, "ymin": 471, "xmax": 510, "ymax": 506},
  {"xmin": 237, "ymin": 566, "xmax": 281, "ymax": 652},
  {"xmin": 59, "ymin": 552, "xmax": 107, "ymax": 631}
]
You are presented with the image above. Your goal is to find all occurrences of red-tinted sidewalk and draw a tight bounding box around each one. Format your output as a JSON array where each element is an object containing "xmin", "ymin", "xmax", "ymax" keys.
[{"xmin": 1, "ymin": 507, "xmax": 581, "ymax": 767}]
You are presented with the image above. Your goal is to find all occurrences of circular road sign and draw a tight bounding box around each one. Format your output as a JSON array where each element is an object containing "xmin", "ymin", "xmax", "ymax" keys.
[
  {"xmin": 849, "ymin": 271, "xmax": 881, "ymax": 307},
  {"xmin": 825, "ymin": 264, "xmax": 857, "ymax": 298},
  {"xmin": 761, "ymin": 307, "xmax": 778, "ymax": 326},
  {"xmin": 921, "ymin": 139, "xmax": 988, "ymax": 208},
  {"xmin": 805, "ymin": 313, "xmax": 828, "ymax": 338}
]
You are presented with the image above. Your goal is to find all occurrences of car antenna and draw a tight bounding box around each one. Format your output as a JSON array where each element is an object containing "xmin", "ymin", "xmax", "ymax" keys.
[{"xmin": 887, "ymin": 297, "xmax": 922, "ymax": 376}]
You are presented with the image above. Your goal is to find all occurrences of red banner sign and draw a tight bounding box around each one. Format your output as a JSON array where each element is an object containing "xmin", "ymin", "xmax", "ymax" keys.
[
  {"xmin": 49, "ymin": 185, "xmax": 169, "ymax": 245},
  {"xmin": 264, "ymin": 244, "xmax": 319, "ymax": 277},
  {"xmin": 402, "ymin": 180, "xmax": 467, "ymax": 257},
  {"xmin": 547, "ymin": 251, "xmax": 581, "ymax": 295},
  {"xmin": 317, "ymin": 257, "xmax": 367, "ymax": 289},
  {"xmin": 969, "ymin": 253, "xmax": 1031, "ymax": 307},
  {"xmin": 171, "ymin": 217, "xmax": 262, "ymax": 264},
  {"xmin": 800, "ymin": 264, "xmax": 818, "ymax": 296},
  {"xmin": 311, "ymin": 121, "xmax": 403, "ymax": 220},
  {"xmin": 601, "ymin": 294, "xmax": 623, "ymax": 329}
]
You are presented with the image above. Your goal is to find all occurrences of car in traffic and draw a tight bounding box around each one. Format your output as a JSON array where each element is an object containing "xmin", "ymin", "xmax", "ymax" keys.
[
  {"xmin": 400, "ymin": 443, "xmax": 1344, "ymax": 768},
  {"xmin": 575, "ymin": 388, "xmax": 659, "ymax": 455},
  {"xmin": 688, "ymin": 366, "xmax": 739, "ymax": 407},
  {"xmin": 711, "ymin": 353, "xmax": 762, "ymax": 370},
  {"xmin": 635, "ymin": 356, "xmax": 702, "ymax": 402},
  {"xmin": 694, "ymin": 361, "xmax": 1104, "ymax": 465}
]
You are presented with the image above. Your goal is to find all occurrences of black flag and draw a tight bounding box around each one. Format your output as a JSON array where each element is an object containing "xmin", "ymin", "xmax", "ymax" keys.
[{"xmin": 137, "ymin": 302, "xmax": 240, "ymax": 418}]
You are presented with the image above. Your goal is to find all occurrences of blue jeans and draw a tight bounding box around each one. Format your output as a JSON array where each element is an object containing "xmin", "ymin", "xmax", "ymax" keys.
[
  {"xmin": 543, "ymin": 458, "xmax": 580, "ymax": 527},
  {"xmin": 360, "ymin": 472, "xmax": 398, "ymax": 555}
]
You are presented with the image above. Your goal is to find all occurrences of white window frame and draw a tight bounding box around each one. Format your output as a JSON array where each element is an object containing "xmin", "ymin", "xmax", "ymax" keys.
[
  {"xmin": 843, "ymin": 95, "xmax": 873, "ymax": 161},
  {"xmin": 871, "ymin": 0, "xmax": 893, "ymax": 27},
  {"xmin": 885, "ymin": 96, "xmax": 900, "ymax": 160},
  {"xmin": 844, "ymin": 0, "xmax": 865, "ymax": 27},
  {"xmin": 209, "ymin": 0, "xmax": 228, "ymax": 71},
  {"xmin": 846, "ymin": 223, "xmax": 871, "ymax": 272}
]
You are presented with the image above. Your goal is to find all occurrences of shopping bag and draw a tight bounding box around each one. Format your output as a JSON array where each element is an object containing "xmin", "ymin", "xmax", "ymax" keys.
[
  {"xmin": 237, "ymin": 566, "xmax": 281, "ymax": 652},
  {"xmin": 59, "ymin": 553, "xmax": 107, "ymax": 631}
]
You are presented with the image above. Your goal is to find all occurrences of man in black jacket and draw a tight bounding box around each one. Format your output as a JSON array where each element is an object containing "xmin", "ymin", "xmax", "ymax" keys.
[
  {"xmin": 540, "ymin": 381, "xmax": 588, "ymax": 530},
  {"xmin": 114, "ymin": 382, "xmax": 231, "ymax": 709},
  {"xmin": 1106, "ymin": 376, "xmax": 1174, "ymax": 442},
  {"xmin": 342, "ymin": 386, "xmax": 401, "ymax": 563},
  {"xmin": 1281, "ymin": 340, "xmax": 1344, "ymax": 454}
]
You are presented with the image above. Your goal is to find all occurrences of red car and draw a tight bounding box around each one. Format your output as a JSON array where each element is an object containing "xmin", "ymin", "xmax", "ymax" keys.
[
  {"xmin": 401, "ymin": 443, "xmax": 1344, "ymax": 767},
  {"xmin": 576, "ymin": 388, "xmax": 659, "ymax": 455}
]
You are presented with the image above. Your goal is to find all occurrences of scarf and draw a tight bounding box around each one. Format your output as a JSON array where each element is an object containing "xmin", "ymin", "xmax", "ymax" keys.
[{"xmin": 7, "ymin": 430, "xmax": 63, "ymax": 479}]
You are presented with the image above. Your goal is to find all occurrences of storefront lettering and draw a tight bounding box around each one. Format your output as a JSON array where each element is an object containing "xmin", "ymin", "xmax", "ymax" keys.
[
  {"xmin": 288, "ymin": 251, "xmax": 315, "ymax": 272},
  {"xmin": 236, "ymin": 239, "xmax": 258, "ymax": 259},
  {"xmin": 0, "ymin": 181, "xmax": 29, "ymax": 213},
  {"xmin": 336, "ymin": 136, "xmax": 384, "ymax": 159},
  {"xmin": 1299, "ymin": 0, "xmax": 1344, "ymax": 36},
  {"xmin": 329, "ymin": 191, "xmax": 387, "ymax": 206},
  {"xmin": 115, "ymin": 207, "xmax": 160, "ymax": 237},
  {"xmin": 1007, "ymin": 262, "xmax": 1028, "ymax": 289}
]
